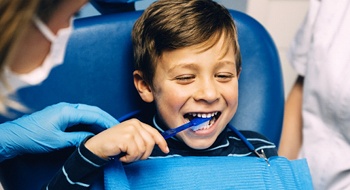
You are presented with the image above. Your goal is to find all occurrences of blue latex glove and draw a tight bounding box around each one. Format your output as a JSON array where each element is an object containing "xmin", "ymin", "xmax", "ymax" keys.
[{"xmin": 0, "ymin": 102, "xmax": 119, "ymax": 162}]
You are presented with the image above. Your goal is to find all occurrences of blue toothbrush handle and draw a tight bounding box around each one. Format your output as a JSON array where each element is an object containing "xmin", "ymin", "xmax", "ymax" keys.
[
  {"xmin": 162, "ymin": 122, "xmax": 192, "ymax": 139},
  {"xmin": 161, "ymin": 117, "xmax": 211, "ymax": 139}
]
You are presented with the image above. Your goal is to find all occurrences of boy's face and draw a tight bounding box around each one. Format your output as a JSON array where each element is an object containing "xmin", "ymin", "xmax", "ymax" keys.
[{"xmin": 134, "ymin": 35, "xmax": 239, "ymax": 149}]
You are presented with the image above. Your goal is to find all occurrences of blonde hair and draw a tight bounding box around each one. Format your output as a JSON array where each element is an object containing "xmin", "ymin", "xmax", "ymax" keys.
[{"xmin": 0, "ymin": 0, "xmax": 40, "ymax": 116}]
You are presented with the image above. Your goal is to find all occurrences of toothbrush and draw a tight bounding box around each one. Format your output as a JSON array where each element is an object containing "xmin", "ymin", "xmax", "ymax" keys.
[{"xmin": 161, "ymin": 117, "xmax": 212, "ymax": 139}]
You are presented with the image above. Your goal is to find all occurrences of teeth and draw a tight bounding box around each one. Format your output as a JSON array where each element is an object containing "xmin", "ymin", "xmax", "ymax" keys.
[
  {"xmin": 191, "ymin": 120, "xmax": 211, "ymax": 131},
  {"xmin": 189, "ymin": 112, "xmax": 218, "ymax": 118},
  {"xmin": 188, "ymin": 112, "xmax": 218, "ymax": 131}
]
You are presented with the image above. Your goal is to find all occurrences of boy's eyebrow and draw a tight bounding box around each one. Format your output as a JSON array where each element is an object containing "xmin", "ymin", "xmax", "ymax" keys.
[
  {"xmin": 216, "ymin": 61, "xmax": 237, "ymax": 72},
  {"xmin": 168, "ymin": 61, "xmax": 235, "ymax": 73},
  {"xmin": 217, "ymin": 60, "xmax": 235, "ymax": 65},
  {"xmin": 168, "ymin": 63, "xmax": 198, "ymax": 73}
]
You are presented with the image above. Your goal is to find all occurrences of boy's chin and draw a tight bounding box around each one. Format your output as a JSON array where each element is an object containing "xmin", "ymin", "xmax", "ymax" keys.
[{"xmin": 183, "ymin": 138, "xmax": 216, "ymax": 150}]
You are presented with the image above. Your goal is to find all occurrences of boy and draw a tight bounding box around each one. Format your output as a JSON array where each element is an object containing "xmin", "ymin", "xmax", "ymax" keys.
[
  {"xmin": 45, "ymin": 0, "xmax": 277, "ymax": 189},
  {"xmin": 129, "ymin": 0, "xmax": 277, "ymax": 158}
]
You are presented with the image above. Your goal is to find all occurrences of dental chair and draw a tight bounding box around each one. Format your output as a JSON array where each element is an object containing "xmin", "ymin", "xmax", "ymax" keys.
[{"xmin": 0, "ymin": 5, "xmax": 284, "ymax": 190}]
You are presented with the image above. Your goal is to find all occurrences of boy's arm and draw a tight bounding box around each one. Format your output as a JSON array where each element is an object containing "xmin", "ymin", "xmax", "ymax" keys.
[
  {"xmin": 43, "ymin": 137, "xmax": 109, "ymax": 190},
  {"xmin": 278, "ymin": 75, "xmax": 304, "ymax": 160},
  {"xmin": 44, "ymin": 119, "xmax": 169, "ymax": 189}
]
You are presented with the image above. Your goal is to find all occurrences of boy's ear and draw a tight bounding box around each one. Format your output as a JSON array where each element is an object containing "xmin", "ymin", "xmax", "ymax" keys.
[
  {"xmin": 133, "ymin": 70, "xmax": 154, "ymax": 103},
  {"xmin": 237, "ymin": 67, "xmax": 242, "ymax": 79}
]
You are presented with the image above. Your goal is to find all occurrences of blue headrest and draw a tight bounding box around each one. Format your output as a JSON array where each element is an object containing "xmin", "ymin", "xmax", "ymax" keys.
[
  {"xmin": 0, "ymin": 10, "xmax": 284, "ymax": 189},
  {"xmin": 90, "ymin": 0, "xmax": 141, "ymax": 14},
  {"xmin": 228, "ymin": 11, "xmax": 284, "ymax": 145}
]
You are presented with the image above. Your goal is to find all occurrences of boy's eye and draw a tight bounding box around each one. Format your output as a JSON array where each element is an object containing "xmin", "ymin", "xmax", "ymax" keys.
[
  {"xmin": 175, "ymin": 75, "xmax": 195, "ymax": 84},
  {"xmin": 215, "ymin": 73, "xmax": 235, "ymax": 82}
]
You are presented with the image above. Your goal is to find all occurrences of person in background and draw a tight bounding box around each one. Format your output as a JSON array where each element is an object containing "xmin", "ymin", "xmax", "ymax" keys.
[
  {"xmin": 0, "ymin": 0, "xmax": 119, "ymax": 163},
  {"xmin": 279, "ymin": 0, "xmax": 350, "ymax": 189}
]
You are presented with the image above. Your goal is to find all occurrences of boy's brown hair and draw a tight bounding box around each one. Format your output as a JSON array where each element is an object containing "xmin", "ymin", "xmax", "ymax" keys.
[{"xmin": 132, "ymin": 0, "xmax": 241, "ymax": 87}]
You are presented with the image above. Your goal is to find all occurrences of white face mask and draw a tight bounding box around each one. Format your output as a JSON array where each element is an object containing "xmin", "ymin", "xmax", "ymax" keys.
[{"xmin": 1, "ymin": 15, "xmax": 73, "ymax": 95}]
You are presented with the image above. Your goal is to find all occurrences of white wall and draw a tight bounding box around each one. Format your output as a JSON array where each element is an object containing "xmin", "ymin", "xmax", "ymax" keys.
[{"xmin": 246, "ymin": 0, "xmax": 309, "ymax": 97}]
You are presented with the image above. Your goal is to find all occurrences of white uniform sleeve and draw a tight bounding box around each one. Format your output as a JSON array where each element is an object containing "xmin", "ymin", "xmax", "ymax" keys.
[{"xmin": 287, "ymin": 0, "xmax": 321, "ymax": 76}]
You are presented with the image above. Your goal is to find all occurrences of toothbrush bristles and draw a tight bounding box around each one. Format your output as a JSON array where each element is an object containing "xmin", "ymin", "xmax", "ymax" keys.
[{"xmin": 191, "ymin": 117, "xmax": 212, "ymax": 131}]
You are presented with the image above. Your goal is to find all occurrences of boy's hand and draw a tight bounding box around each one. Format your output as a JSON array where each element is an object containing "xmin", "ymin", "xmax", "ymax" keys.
[{"xmin": 84, "ymin": 119, "xmax": 169, "ymax": 163}]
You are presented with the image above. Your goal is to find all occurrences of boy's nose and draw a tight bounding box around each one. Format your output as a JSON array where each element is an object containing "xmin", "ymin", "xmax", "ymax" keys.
[{"xmin": 193, "ymin": 80, "xmax": 219, "ymax": 103}]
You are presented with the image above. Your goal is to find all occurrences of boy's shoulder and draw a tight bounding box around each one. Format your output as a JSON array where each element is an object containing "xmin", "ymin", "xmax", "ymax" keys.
[
  {"xmin": 226, "ymin": 129, "xmax": 278, "ymax": 158},
  {"xmin": 227, "ymin": 129, "xmax": 274, "ymax": 143},
  {"xmin": 236, "ymin": 130, "xmax": 272, "ymax": 141}
]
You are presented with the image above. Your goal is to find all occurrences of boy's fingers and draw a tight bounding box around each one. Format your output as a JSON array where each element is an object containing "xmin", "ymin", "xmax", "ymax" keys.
[
  {"xmin": 143, "ymin": 125, "xmax": 169, "ymax": 154},
  {"xmin": 121, "ymin": 136, "xmax": 146, "ymax": 163},
  {"xmin": 119, "ymin": 145, "xmax": 141, "ymax": 163},
  {"xmin": 120, "ymin": 124, "xmax": 149, "ymax": 163},
  {"xmin": 118, "ymin": 120, "xmax": 169, "ymax": 163},
  {"xmin": 133, "ymin": 130, "xmax": 148, "ymax": 159},
  {"xmin": 137, "ymin": 127, "xmax": 156, "ymax": 160}
]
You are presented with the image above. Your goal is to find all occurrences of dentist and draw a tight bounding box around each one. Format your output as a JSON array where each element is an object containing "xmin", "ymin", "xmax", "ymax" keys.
[{"xmin": 0, "ymin": 0, "xmax": 119, "ymax": 162}]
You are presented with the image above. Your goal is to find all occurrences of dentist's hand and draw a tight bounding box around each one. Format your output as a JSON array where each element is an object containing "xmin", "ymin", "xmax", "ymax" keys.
[{"xmin": 0, "ymin": 102, "xmax": 119, "ymax": 162}]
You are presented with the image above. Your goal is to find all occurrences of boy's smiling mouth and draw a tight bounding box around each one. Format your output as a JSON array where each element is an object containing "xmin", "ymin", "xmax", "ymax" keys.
[{"xmin": 184, "ymin": 112, "xmax": 221, "ymax": 131}]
